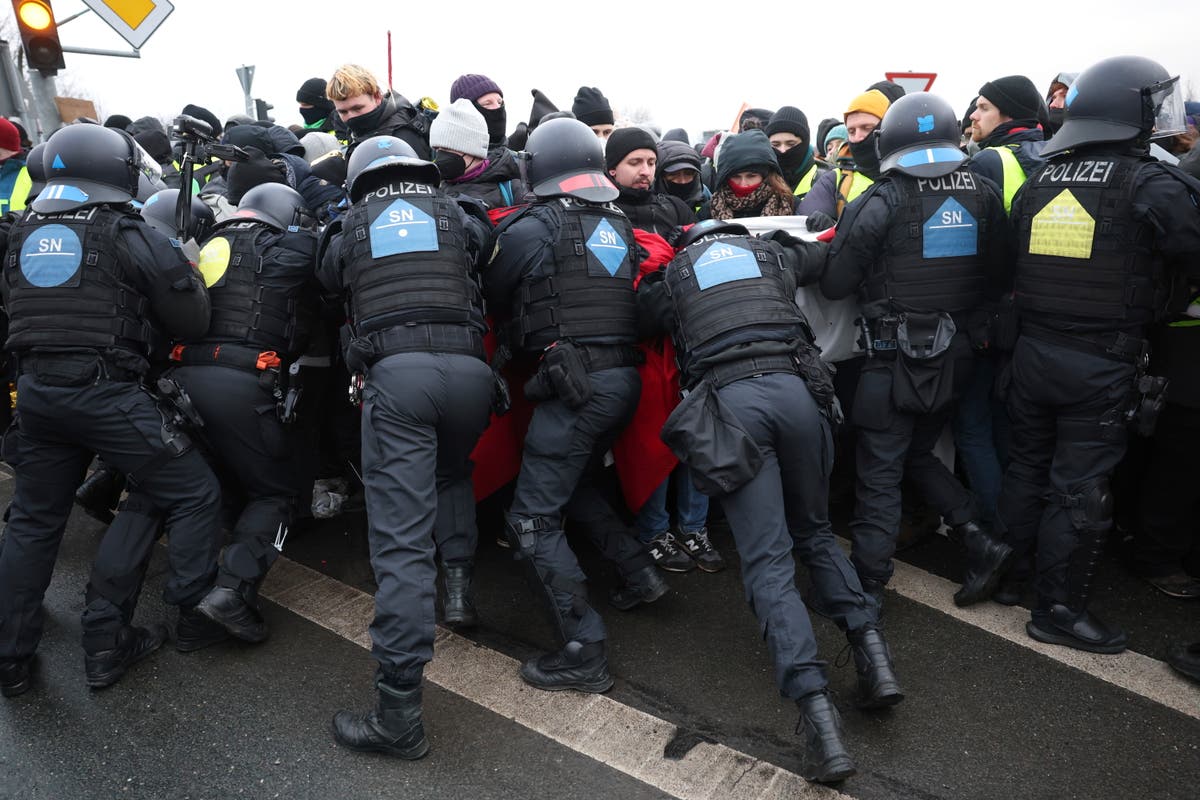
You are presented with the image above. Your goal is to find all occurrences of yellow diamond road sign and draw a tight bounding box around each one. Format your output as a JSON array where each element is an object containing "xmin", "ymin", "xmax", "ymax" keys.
[{"xmin": 82, "ymin": 0, "xmax": 174, "ymax": 49}]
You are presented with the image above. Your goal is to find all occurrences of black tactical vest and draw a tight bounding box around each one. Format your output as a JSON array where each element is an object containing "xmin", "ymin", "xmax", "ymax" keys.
[
  {"xmin": 865, "ymin": 168, "xmax": 990, "ymax": 313},
  {"xmin": 511, "ymin": 197, "xmax": 638, "ymax": 351},
  {"xmin": 4, "ymin": 206, "xmax": 152, "ymax": 360},
  {"xmin": 665, "ymin": 234, "xmax": 805, "ymax": 381},
  {"xmin": 1015, "ymin": 154, "xmax": 1160, "ymax": 324},
  {"xmin": 341, "ymin": 183, "xmax": 484, "ymax": 346},
  {"xmin": 197, "ymin": 220, "xmax": 317, "ymax": 359}
]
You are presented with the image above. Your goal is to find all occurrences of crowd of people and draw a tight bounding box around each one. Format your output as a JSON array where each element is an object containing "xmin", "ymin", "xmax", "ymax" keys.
[{"xmin": 0, "ymin": 55, "xmax": 1197, "ymax": 785}]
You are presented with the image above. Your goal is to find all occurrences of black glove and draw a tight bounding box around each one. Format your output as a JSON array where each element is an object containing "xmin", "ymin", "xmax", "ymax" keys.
[
  {"xmin": 226, "ymin": 148, "xmax": 288, "ymax": 205},
  {"xmin": 640, "ymin": 267, "xmax": 667, "ymax": 285},
  {"xmin": 762, "ymin": 228, "xmax": 802, "ymax": 247},
  {"xmin": 805, "ymin": 211, "xmax": 836, "ymax": 232}
]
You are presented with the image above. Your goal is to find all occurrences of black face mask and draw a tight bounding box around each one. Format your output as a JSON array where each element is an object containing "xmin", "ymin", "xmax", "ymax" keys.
[
  {"xmin": 346, "ymin": 99, "xmax": 390, "ymax": 136},
  {"xmin": 300, "ymin": 103, "xmax": 332, "ymax": 126},
  {"xmin": 1046, "ymin": 107, "xmax": 1066, "ymax": 134},
  {"xmin": 664, "ymin": 179, "xmax": 697, "ymax": 202},
  {"xmin": 474, "ymin": 103, "xmax": 507, "ymax": 148},
  {"xmin": 849, "ymin": 133, "xmax": 882, "ymax": 180},
  {"xmin": 774, "ymin": 144, "xmax": 811, "ymax": 176},
  {"xmin": 434, "ymin": 150, "xmax": 467, "ymax": 182}
]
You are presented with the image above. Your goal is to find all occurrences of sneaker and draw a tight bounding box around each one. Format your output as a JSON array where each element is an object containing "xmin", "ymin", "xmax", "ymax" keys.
[
  {"xmin": 1143, "ymin": 572, "xmax": 1200, "ymax": 600},
  {"xmin": 84, "ymin": 625, "xmax": 167, "ymax": 689},
  {"xmin": 677, "ymin": 527, "xmax": 725, "ymax": 573},
  {"xmin": 1, "ymin": 655, "xmax": 35, "ymax": 698},
  {"xmin": 646, "ymin": 531, "xmax": 695, "ymax": 573}
]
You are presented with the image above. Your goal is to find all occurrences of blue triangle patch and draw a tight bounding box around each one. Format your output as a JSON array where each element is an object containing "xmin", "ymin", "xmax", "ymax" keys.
[
  {"xmin": 369, "ymin": 199, "xmax": 438, "ymax": 257},
  {"xmin": 52, "ymin": 154, "xmax": 65, "ymax": 169},
  {"xmin": 586, "ymin": 218, "xmax": 627, "ymax": 277},
  {"xmin": 923, "ymin": 197, "xmax": 978, "ymax": 258}
]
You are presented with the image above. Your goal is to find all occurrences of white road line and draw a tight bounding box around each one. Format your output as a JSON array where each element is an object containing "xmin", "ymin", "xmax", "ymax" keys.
[
  {"xmin": 259, "ymin": 556, "xmax": 852, "ymax": 800},
  {"xmin": 885, "ymin": 555, "xmax": 1200, "ymax": 719}
]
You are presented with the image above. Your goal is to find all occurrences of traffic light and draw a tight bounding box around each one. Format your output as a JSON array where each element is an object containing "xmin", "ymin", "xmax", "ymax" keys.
[
  {"xmin": 254, "ymin": 98, "xmax": 274, "ymax": 122},
  {"xmin": 11, "ymin": 0, "xmax": 66, "ymax": 75}
]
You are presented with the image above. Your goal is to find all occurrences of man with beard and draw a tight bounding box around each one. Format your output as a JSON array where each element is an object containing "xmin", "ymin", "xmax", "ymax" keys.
[
  {"xmin": 606, "ymin": 127, "xmax": 695, "ymax": 237},
  {"xmin": 967, "ymin": 75, "xmax": 1048, "ymax": 214},
  {"xmin": 327, "ymin": 64, "xmax": 432, "ymax": 159}
]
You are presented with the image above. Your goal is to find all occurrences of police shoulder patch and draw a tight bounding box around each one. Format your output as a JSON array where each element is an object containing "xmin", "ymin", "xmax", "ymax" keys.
[
  {"xmin": 923, "ymin": 197, "xmax": 978, "ymax": 259},
  {"xmin": 585, "ymin": 217, "xmax": 629, "ymax": 277},
  {"xmin": 693, "ymin": 241, "xmax": 761, "ymax": 290},
  {"xmin": 20, "ymin": 224, "xmax": 83, "ymax": 287},
  {"xmin": 1029, "ymin": 189, "xmax": 1095, "ymax": 259},
  {"xmin": 370, "ymin": 198, "xmax": 438, "ymax": 258}
]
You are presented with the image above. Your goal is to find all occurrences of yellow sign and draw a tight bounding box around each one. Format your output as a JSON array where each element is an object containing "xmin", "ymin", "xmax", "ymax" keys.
[
  {"xmin": 82, "ymin": 0, "xmax": 174, "ymax": 49},
  {"xmin": 1029, "ymin": 189, "xmax": 1095, "ymax": 260},
  {"xmin": 105, "ymin": 0, "xmax": 155, "ymax": 27},
  {"xmin": 197, "ymin": 236, "xmax": 230, "ymax": 288}
]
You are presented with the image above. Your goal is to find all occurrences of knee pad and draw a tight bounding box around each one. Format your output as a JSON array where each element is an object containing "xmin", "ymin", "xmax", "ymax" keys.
[
  {"xmin": 1058, "ymin": 478, "xmax": 1113, "ymax": 533},
  {"xmin": 504, "ymin": 514, "xmax": 556, "ymax": 557}
]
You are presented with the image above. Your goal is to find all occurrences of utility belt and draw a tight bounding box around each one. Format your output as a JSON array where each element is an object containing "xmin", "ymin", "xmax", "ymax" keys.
[
  {"xmin": 1021, "ymin": 324, "xmax": 1149, "ymax": 366},
  {"xmin": 859, "ymin": 315, "xmax": 901, "ymax": 358},
  {"xmin": 343, "ymin": 323, "xmax": 485, "ymax": 372},
  {"xmin": 703, "ymin": 353, "xmax": 800, "ymax": 389},
  {"xmin": 18, "ymin": 353, "xmax": 143, "ymax": 387},
  {"xmin": 523, "ymin": 342, "xmax": 641, "ymax": 410},
  {"xmin": 169, "ymin": 343, "xmax": 304, "ymax": 424}
]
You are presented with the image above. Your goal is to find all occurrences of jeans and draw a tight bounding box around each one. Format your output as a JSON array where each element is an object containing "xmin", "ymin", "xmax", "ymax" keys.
[{"xmin": 634, "ymin": 463, "xmax": 710, "ymax": 542}]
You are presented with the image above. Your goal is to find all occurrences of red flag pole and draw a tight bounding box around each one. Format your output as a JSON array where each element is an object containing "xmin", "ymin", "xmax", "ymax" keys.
[{"xmin": 387, "ymin": 31, "xmax": 394, "ymax": 92}]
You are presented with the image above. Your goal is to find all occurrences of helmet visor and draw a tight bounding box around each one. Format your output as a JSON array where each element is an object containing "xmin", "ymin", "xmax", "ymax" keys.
[
  {"xmin": 1147, "ymin": 76, "xmax": 1186, "ymax": 139},
  {"xmin": 130, "ymin": 136, "xmax": 164, "ymax": 187}
]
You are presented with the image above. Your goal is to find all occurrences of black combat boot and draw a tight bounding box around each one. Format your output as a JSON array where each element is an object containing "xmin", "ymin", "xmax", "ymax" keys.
[
  {"xmin": 442, "ymin": 563, "xmax": 478, "ymax": 629},
  {"xmin": 196, "ymin": 586, "xmax": 269, "ymax": 643},
  {"xmin": 608, "ymin": 565, "xmax": 669, "ymax": 611},
  {"xmin": 860, "ymin": 577, "xmax": 886, "ymax": 618},
  {"xmin": 175, "ymin": 605, "xmax": 231, "ymax": 652},
  {"xmin": 954, "ymin": 521, "xmax": 1014, "ymax": 607},
  {"xmin": 1027, "ymin": 605, "xmax": 1127, "ymax": 654},
  {"xmin": 1, "ymin": 655, "xmax": 35, "ymax": 698},
  {"xmin": 795, "ymin": 690, "xmax": 856, "ymax": 784},
  {"xmin": 846, "ymin": 627, "xmax": 905, "ymax": 709},
  {"xmin": 520, "ymin": 640, "xmax": 613, "ymax": 693},
  {"xmin": 74, "ymin": 465, "xmax": 126, "ymax": 525},
  {"xmin": 332, "ymin": 679, "xmax": 430, "ymax": 759},
  {"xmin": 84, "ymin": 624, "xmax": 167, "ymax": 689}
]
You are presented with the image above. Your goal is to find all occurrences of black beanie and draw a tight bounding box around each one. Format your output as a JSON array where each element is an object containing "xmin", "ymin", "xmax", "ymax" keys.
[
  {"xmin": 571, "ymin": 86, "xmax": 614, "ymax": 127},
  {"xmin": 962, "ymin": 97, "xmax": 979, "ymax": 132},
  {"xmin": 527, "ymin": 88, "xmax": 559, "ymax": 129},
  {"xmin": 605, "ymin": 127, "xmax": 658, "ymax": 171},
  {"xmin": 764, "ymin": 106, "xmax": 810, "ymax": 141},
  {"xmin": 296, "ymin": 77, "xmax": 328, "ymax": 105},
  {"xmin": 104, "ymin": 114, "xmax": 132, "ymax": 131},
  {"xmin": 715, "ymin": 130, "xmax": 780, "ymax": 188},
  {"xmin": 134, "ymin": 130, "xmax": 172, "ymax": 164},
  {"xmin": 978, "ymin": 75, "xmax": 1042, "ymax": 122},
  {"xmin": 868, "ymin": 80, "xmax": 907, "ymax": 104},
  {"xmin": 181, "ymin": 104, "xmax": 222, "ymax": 137}
]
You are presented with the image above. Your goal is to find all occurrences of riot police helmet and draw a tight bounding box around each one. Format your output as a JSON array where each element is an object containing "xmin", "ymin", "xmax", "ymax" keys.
[
  {"xmin": 345, "ymin": 135, "xmax": 440, "ymax": 202},
  {"xmin": 134, "ymin": 171, "xmax": 167, "ymax": 206},
  {"xmin": 524, "ymin": 117, "xmax": 618, "ymax": 203},
  {"xmin": 33, "ymin": 123, "xmax": 142, "ymax": 213},
  {"xmin": 25, "ymin": 143, "xmax": 47, "ymax": 199},
  {"xmin": 675, "ymin": 219, "xmax": 750, "ymax": 250},
  {"xmin": 876, "ymin": 92, "xmax": 966, "ymax": 178},
  {"xmin": 1041, "ymin": 55, "xmax": 1184, "ymax": 157},
  {"xmin": 229, "ymin": 183, "xmax": 307, "ymax": 231},
  {"xmin": 140, "ymin": 188, "xmax": 216, "ymax": 243}
]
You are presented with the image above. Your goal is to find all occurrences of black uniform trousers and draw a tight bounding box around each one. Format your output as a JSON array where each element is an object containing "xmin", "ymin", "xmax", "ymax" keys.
[
  {"xmin": 997, "ymin": 335, "xmax": 1135, "ymax": 614},
  {"xmin": 849, "ymin": 340, "xmax": 978, "ymax": 586},
  {"xmin": 1134, "ymin": 403, "xmax": 1200, "ymax": 577},
  {"xmin": 0, "ymin": 374, "xmax": 221, "ymax": 657},
  {"xmin": 360, "ymin": 352, "xmax": 493, "ymax": 684},
  {"xmin": 507, "ymin": 366, "xmax": 641, "ymax": 646},
  {"xmin": 717, "ymin": 373, "xmax": 877, "ymax": 699},
  {"xmin": 172, "ymin": 364, "xmax": 301, "ymax": 598}
]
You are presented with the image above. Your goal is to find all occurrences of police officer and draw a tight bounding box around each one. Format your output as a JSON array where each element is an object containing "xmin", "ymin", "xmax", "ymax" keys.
[
  {"xmin": 485, "ymin": 117, "xmax": 664, "ymax": 692},
  {"xmin": 320, "ymin": 136, "xmax": 495, "ymax": 758},
  {"xmin": 166, "ymin": 184, "xmax": 320, "ymax": 646},
  {"xmin": 0, "ymin": 124, "xmax": 220, "ymax": 696},
  {"xmin": 638, "ymin": 218, "xmax": 901, "ymax": 784},
  {"xmin": 821, "ymin": 93, "xmax": 1013, "ymax": 609},
  {"xmin": 974, "ymin": 56, "xmax": 1200, "ymax": 652}
]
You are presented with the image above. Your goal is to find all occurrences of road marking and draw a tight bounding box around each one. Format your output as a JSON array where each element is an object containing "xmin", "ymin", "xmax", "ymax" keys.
[
  {"xmin": 885, "ymin": 555, "xmax": 1200, "ymax": 720},
  {"xmin": 260, "ymin": 556, "xmax": 853, "ymax": 800}
]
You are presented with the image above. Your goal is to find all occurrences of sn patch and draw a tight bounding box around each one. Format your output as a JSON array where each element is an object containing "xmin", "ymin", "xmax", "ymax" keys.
[
  {"xmin": 693, "ymin": 242, "xmax": 760, "ymax": 290},
  {"xmin": 20, "ymin": 224, "xmax": 82, "ymax": 287},
  {"xmin": 923, "ymin": 198, "xmax": 978, "ymax": 258},
  {"xmin": 370, "ymin": 199, "xmax": 438, "ymax": 258},
  {"xmin": 586, "ymin": 218, "xmax": 628, "ymax": 277}
]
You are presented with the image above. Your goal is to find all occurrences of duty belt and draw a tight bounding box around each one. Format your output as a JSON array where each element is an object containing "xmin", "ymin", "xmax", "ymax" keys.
[
  {"xmin": 170, "ymin": 343, "xmax": 282, "ymax": 372},
  {"xmin": 576, "ymin": 344, "xmax": 641, "ymax": 373},
  {"xmin": 1022, "ymin": 325, "xmax": 1148, "ymax": 365},
  {"xmin": 367, "ymin": 324, "xmax": 485, "ymax": 363},
  {"xmin": 703, "ymin": 353, "xmax": 799, "ymax": 389},
  {"xmin": 19, "ymin": 353, "xmax": 142, "ymax": 386}
]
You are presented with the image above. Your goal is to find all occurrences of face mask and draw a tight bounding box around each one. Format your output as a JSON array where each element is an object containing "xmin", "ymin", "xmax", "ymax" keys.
[
  {"xmin": 300, "ymin": 105, "xmax": 329, "ymax": 126},
  {"xmin": 434, "ymin": 150, "xmax": 467, "ymax": 182},
  {"xmin": 1047, "ymin": 107, "xmax": 1066, "ymax": 132},
  {"xmin": 849, "ymin": 133, "xmax": 882, "ymax": 179},
  {"xmin": 475, "ymin": 103, "xmax": 507, "ymax": 147},
  {"xmin": 664, "ymin": 180, "xmax": 696, "ymax": 201},
  {"xmin": 346, "ymin": 100, "xmax": 389, "ymax": 136},
  {"xmin": 774, "ymin": 144, "xmax": 811, "ymax": 175}
]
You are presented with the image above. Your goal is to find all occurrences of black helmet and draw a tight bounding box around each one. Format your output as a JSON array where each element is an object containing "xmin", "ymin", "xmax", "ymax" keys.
[
  {"xmin": 877, "ymin": 92, "xmax": 965, "ymax": 178},
  {"xmin": 25, "ymin": 143, "xmax": 47, "ymax": 199},
  {"xmin": 1042, "ymin": 55, "xmax": 1183, "ymax": 157},
  {"xmin": 228, "ymin": 183, "xmax": 307, "ymax": 231},
  {"xmin": 140, "ymin": 188, "xmax": 215, "ymax": 243},
  {"xmin": 524, "ymin": 117, "xmax": 617, "ymax": 202},
  {"xmin": 134, "ymin": 171, "xmax": 167, "ymax": 206},
  {"xmin": 33, "ymin": 124, "xmax": 141, "ymax": 213},
  {"xmin": 675, "ymin": 219, "xmax": 750, "ymax": 250},
  {"xmin": 345, "ymin": 135, "xmax": 439, "ymax": 202}
]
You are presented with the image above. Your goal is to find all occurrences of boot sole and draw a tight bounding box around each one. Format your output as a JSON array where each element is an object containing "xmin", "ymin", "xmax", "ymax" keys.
[
  {"xmin": 519, "ymin": 673, "xmax": 614, "ymax": 694},
  {"xmin": 175, "ymin": 632, "xmax": 232, "ymax": 653},
  {"xmin": 856, "ymin": 687, "xmax": 905, "ymax": 710},
  {"xmin": 1025, "ymin": 621, "xmax": 1126, "ymax": 655},
  {"xmin": 195, "ymin": 601, "xmax": 269, "ymax": 644},
  {"xmin": 1, "ymin": 677, "xmax": 31, "ymax": 697},
  {"xmin": 610, "ymin": 581, "xmax": 670, "ymax": 612},
  {"xmin": 86, "ymin": 639, "xmax": 164, "ymax": 689},
  {"xmin": 954, "ymin": 545, "xmax": 1015, "ymax": 607},
  {"xmin": 803, "ymin": 757, "xmax": 857, "ymax": 784},
  {"xmin": 330, "ymin": 720, "xmax": 431, "ymax": 760}
]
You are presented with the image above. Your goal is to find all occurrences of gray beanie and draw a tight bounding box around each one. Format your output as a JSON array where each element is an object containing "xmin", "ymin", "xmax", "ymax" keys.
[
  {"xmin": 429, "ymin": 99, "xmax": 488, "ymax": 159},
  {"xmin": 299, "ymin": 131, "xmax": 342, "ymax": 164}
]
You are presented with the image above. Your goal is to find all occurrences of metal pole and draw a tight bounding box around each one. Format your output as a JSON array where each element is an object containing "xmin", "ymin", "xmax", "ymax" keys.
[
  {"xmin": 0, "ymin": 41, "xmax": 35, "ymax": 130},
  {"xmin": 24, "ymin": 70, "xmax": 61, "ymax": 143}
]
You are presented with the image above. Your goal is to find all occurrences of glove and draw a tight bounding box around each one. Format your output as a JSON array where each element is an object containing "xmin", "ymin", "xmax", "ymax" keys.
[
  {"xmin": 762, "ymin": 228, "xmax": 802, "ymax": 247},
  {"xmin": 226, "ymin": 149, "xmax": 288, "ymax": 205},
  {"xmin": 640, "ymin": 267, "xmax": 667, "ymax": 285},
  {"xmin": 805, "ymin": 211, "xmax": 836, "ymax": 232}
]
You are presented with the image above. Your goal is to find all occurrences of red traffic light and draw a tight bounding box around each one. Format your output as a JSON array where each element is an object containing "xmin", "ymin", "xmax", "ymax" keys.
[{"xmin": 12, "ymin": 0, "xmax": 66, "ymax": 75}]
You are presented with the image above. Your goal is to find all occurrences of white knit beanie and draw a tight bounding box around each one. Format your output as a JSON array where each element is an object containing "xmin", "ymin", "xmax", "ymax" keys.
[{"xmin": 429, "ymin": 99, "xmax": 488, "ymax": 159}]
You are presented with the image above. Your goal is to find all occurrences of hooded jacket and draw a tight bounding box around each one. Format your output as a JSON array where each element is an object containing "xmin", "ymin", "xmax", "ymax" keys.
[{"xmin": 441, "ymin": 147, "xmax": 530, "ymax": 209}]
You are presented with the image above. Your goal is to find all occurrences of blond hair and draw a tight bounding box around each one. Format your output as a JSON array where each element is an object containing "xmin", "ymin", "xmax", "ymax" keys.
[{"xmin": 327, "ymin": 64, "xmax": 381, "ymax": 101}]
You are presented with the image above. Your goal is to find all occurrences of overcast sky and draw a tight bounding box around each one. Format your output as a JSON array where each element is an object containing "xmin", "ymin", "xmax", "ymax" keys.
[{"xmin": 21, "ymin": 0, "xmax": 1200, "ymax": 144}]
